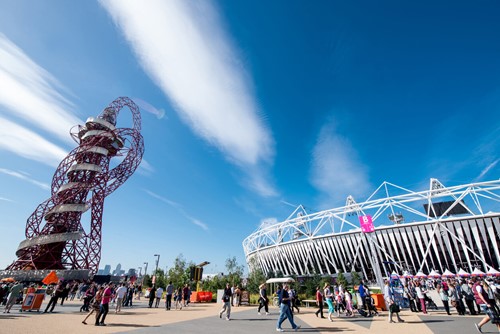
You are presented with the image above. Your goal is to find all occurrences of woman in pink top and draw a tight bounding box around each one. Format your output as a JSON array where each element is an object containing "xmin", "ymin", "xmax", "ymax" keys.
[{"xmin": 96, "ymin": 283, "xmax": 114, "ymax": 326}]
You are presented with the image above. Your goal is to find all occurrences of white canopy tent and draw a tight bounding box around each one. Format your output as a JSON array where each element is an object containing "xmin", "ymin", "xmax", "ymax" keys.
[
  {"xmin": 457, "ymin": 268, "xmax": 471, "ymax": 277},
  {"xmin": 471, "ymin": 268, "xmax": 486, "ymax": 277},
  {"xmin": 487, "ymin": 268, "xmax": 500, "ymax": 277},
  {"xmin": 427, "ymin": 269, "xmax": 441, "ymax": 279},
  {"xmin": 414, "ymin": 271, "xmax": 427, "ymax": 278},
  {"xmin": 441, "ymin": 269, "xmax": 456, "ymax": 278}
]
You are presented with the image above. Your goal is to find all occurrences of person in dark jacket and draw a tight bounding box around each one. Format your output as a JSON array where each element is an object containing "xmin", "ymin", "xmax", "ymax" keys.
[
  {"xmin": 44, "ymin": 281, "xmax": 64, "ymax": 313},
  {"xmin": 148, "ymin": 286, "xmax": 156, "ymax": 308}
]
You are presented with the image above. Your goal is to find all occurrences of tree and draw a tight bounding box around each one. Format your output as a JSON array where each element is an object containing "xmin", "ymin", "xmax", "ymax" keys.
[
  {"xmin": 336, "ymin": 270, "xmax": 348, "ymax": 289},
  {"xmin": 225, "ymin": 256, "xmax": 244, "ymax": 286},
  {"xmin": 351, "ymin": 271, "xmax": 361, "ymax": 286},
  {"xmin": 151, "ymin": 268, "xmax": 167, "ymax": 288},
  {"xmin": 246, "ymin": 257, "xmax": 266, "ymax": 294},
  {"xmin": 201, "ymin": 274, "xmax": 225, "ymax": 292},
  {"xmin": 166, "ymin": 254, "xmax": 193, "ymax": 289},
  {"xmin": 143, "ymin": 274, "xmax": 152, "ymax": 288},
  {"xmin": 303, "ymin": 273, "xmax": 322, "ymax": 297}
]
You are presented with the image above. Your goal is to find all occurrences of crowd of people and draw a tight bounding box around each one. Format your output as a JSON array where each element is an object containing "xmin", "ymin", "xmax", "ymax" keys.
[
  {"xmin": 3, "ymin": 275, "xmax": 500, "ymax": 332},
  {"xmin": 399, "ymin": 276, "xmax": 500, "ymax": 332}
]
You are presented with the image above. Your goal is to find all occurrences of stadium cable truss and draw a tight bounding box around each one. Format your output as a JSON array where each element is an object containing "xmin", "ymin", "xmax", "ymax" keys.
[
  {"xmin": 4, "ymin": 97, "xmax": 144, "ymax": 279},
  {"xmin": 243, "ymin": 178, "xmax": 500, "ymax": 282}
]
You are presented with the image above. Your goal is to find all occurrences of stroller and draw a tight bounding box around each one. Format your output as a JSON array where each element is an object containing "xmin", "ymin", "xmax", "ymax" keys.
[
  {"xmin": 424, "ymin": 294, "xmax": 438, "ymax": 310},
  {"xmin": 365, "ymin": 296, "xmax": 379, "ymax": 316}
]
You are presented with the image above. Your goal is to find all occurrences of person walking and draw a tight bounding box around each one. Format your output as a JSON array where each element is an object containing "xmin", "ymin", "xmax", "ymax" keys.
[
  {"xmin": 82, "ymin": 286, "xmax": 103, "ymax": 325},
  {"xmin": 219, "ymin": 283, "xmax": 232, "ymax": 320},
  {"xmin": 384, "ymin": 280, "xmax": 404, "ymax": 323},
  {"xmin": 114, "ymin": 283, "xmax": 127, "ymax": 313},
  {"xmin": 165, "ymin": 281, "xmax": 174, "ymax": 310},
  {"xmin": 95, "ymin": 283, "xmax": 113, "ymax": 326},
  {"xmin": 80, "ymin": 283, "xmax": 96, "ymax": 312},
  {"xmin": 234, "ymin": 286, "xmax": 241, "ymax": 307},
  {"xmin": 59, "ymin": 282, "xmax": 70, "ymax": 305},
  {"xmin": 324, "ymin": 283, "xmax": 335, "ymax": 322},
  {"xmin": 3, "ymin": 282, "xmax": 23, "ymax": 313},
  {"xmin": 414, "ymin": 281, "xmax": 427, "ymax": 314},
  {"xmin": 257, "ymin": 283, "xmax": 269, "ymax": 315},
  {"xmin": 449, "ymin": 282, "xmax": 466, "ymax": 315},
  {"xmin": 365, "ymin": 289, "xmax": 380, "ymax": 316},
  {"xmin": 462, "ymin": 280, "xmax": 478, "ymax": 315},
  {"xmin": 474, "ymin": 279, "xmax": 500, "ymax": 333},
  {"xmin": 405, "ymin": 283, "xmax": 418, "ymax": 312},
  {"xmin": 44, "ymin": 281, "xmax": 64, "ymax": 313},
  {"xmin": 358, "ymin": 280, "xmax": 367, "ymax": 310},
  {"xmin": 276, "ymin": 284, "xmax": 301, "ymax": 332},
  {"xmin": 183, "ymin": 284, "xmax": 190, "ymax": 307},
  {"xmin": 344, "ymin": 289, "xmax": 354, "ymax": 317},
  {"xmin": 155, "ymin": 286, "xmax": 163, "ymax": 308},
  {"xmin": 174, "ymin": 286, "xmax": 183, "ymax": 310},
  {"xmin": 289, "ymin": 286, "xmax": 300, "ymax": 313},
  {"xmin": 148, "ymin": 286, "xmax": 156, "ymax": 308},
  {"xmin": 315, "ymin": 286, "xmax": 325, "ymax": 318},
  {"xmin": 437, "ymin": 283, "xmax": 451, "ymax": 315},
  {"xmin": 484, "ymin": 280, "xmax": 500, "ymax": 314}
]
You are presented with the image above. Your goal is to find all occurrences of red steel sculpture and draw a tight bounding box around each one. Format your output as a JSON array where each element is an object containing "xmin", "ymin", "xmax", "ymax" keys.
[{"xmin": 6, "ymin": 97, "xmax": 144, "ymax": 275}]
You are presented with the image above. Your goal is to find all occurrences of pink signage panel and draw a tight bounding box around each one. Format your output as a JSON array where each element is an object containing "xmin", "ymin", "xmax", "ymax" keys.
[{"xmin": 359, "ymin": 215, "xmax": 375, "ymax": 233}]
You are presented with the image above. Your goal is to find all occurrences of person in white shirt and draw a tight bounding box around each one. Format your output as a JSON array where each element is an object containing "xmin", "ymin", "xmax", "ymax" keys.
[
  {"xmin": 414, "ymin": 281, "xmax": 427, "ymax": 314},
  {"xmin": 384, "ymin": 280, "xmax": 404, "ymax": 323},
  {"xmin": 115, "ymin": 283, "xmax": 127, "ymax": 313},
  {"xmin": 155, "ymin": 287, "xmax": 164, "ymax": 308}
]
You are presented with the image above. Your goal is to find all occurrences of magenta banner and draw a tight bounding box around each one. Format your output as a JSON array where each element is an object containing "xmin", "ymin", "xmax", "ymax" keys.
[{"xmin": 359, "ymin": 215, "xmax": 375, "ymax": 233}]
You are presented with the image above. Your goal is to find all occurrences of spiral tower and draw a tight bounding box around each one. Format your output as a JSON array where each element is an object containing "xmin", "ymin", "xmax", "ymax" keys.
[{"xmin": 6, "ymin": 97, "xmax": 144, "ymax": 275}]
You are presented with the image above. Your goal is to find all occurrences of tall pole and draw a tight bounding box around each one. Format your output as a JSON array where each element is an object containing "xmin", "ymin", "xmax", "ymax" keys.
[
  {"xmin": 144, "ymin": 262, "xmax": 148, "ymax": 277},
  {"xmin": 154, "ymin": 254, "xmax": 160, "ymax": 273},
  {"xmin": 153, "ymin": 254, "xmax": 160, "ymax": 285}
]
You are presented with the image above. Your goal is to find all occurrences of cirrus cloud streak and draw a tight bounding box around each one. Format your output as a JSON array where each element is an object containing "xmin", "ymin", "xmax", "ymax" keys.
[{"xmin": 100, "ymin": 0, "xmax": 276, "ymax": 197}]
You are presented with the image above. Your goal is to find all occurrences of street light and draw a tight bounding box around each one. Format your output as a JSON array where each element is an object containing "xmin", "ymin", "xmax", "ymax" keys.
[
  {"xmin": 153, "ymin": 254, "xmax": 160, "ymax": 285},
  {"xmin": 138, "ymin": 266, "xmax": 142, "ymax": 277},
  {"xmin": 143, "ymin": 262, "xmax": 148, "ymax": 276},
  {"xmin": 154, "ymin": 254, "xmax": 160, "ymax": 273}
]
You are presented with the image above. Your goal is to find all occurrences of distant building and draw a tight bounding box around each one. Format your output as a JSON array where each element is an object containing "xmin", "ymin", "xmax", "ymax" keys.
[
  {"xmin": 127, "ymin": 268, "xmax": 137, "ymax": 277},
  {"xmin": 112, "ymin": 263, "xmax": 122, "ymax": 276},
  {"xmin": 103, "ymin": 264, "xmax": 111, "ymax": 275}
]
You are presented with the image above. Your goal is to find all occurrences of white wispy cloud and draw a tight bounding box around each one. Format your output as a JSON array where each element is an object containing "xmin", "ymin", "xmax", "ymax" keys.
[
  {"xmin": 0, "ymin": 33, "xmax": 82, "ymax": 145},
  {"xmin": 0, "ymin": 168, "xmax": 50, "ymax": 190},
  {"xmin": 0, "ymin": 197, "xmax": 14, "ymax": 202},
  {"xmin": 144, "ymin": 189, "xmax": 208, "ymax": 231},
  {"xmin": 133, "ymin": 98, "xmax": 166, "ymax": 119},
  {"xmin": 310, "ymin": 122, "xmax": 371, "ymax": 207},
  {"xmin": 144, "ymin": 189, "xmax": 181, "ymax": 208},
  {"xmin": 137, "ymin": 159, "xmax": 155, "ymax": 176},
  {"xmin": 0, "ymin": 116, "xmax": 68, "ymax": 167},
  {"xmin": 100, "ymin": 0, "xmax": 276, "ymax": 197},
  {"xmin": 259, "ymin": 217, "xmax": 278, "ymax": 229},
  {"xmin": 188, "ymin": 217, "xmax": 209, "ymax": 231},
  {"xmin": 475, "ymin": 158, "xmax": 499, "ymax": 181}
]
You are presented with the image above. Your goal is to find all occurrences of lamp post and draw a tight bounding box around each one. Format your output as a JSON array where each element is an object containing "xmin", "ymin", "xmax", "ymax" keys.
[
  {"xmin": 143, "ymin": 262, "xmax": 148, "ymax": 277},
  {"xmin": 153, "ymin": 254, "xmax": 160, "ymax": 285},
  {"xmin": 138, "ymin": 266, "xmax": 142, "ymax": 277}
]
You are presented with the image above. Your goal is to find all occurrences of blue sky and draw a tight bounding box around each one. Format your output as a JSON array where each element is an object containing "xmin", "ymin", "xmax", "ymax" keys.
[{"xmin": 0, "ymin": 0, "xmax": 499, "ymax": 275}]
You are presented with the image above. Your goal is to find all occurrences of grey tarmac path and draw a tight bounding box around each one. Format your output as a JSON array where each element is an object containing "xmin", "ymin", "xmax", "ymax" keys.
[{"xmin": 0, "ymin": 298, "xmax": 496, "ymax": 334}]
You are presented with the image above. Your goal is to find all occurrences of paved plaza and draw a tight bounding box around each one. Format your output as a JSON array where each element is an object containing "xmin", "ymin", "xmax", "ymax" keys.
[{"xmin": 0, "ymin": 298, "xmax": 498, "ymax": 334}]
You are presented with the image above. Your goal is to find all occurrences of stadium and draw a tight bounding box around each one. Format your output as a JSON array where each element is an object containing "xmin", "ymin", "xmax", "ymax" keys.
[{"xmin": 243, "ymin": 178, "xmax": 500, "ymax": 285}]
